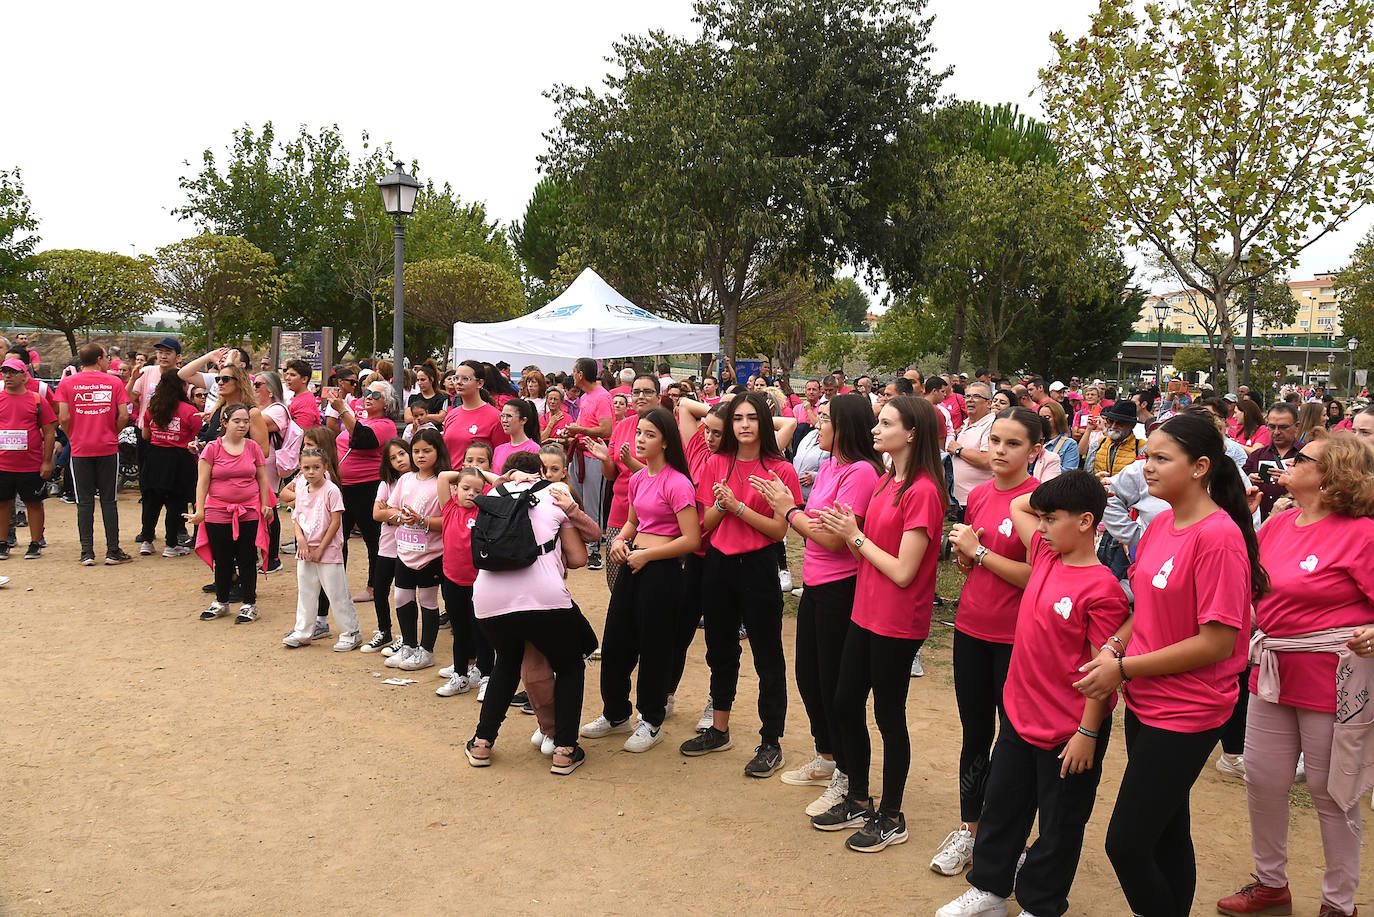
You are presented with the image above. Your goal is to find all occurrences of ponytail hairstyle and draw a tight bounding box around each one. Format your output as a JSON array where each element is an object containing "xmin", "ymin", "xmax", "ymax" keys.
[
  {"xmin": 881, "ymin": 395, "xmax": 949, "ymax": 510},
  {"xmin": 996, "ymin": 406, "xmax": 1045, "ymax": 445},
  {"xmin": 504, "ymin": 397, "xmax": 540, "ymax": 441},
  {"xmin": 718, "ymin": 392, "xmax": 784, "ymax": 464},
  {"xmin": 460, "ymin": 359, "xmax": 493, "ymax": 404},
  {"xmin": 1156, "ymin": 413, "xmax": 1269, "ymax": 601},
  {"xmin": 639, "ymin": 407, "xmax": 691, "ymax": 478},
  {"xmin": 409, "ymin": 427, "xmax": 452, "ymax": 474},
  {"xmin": 827, "ymin": 393, "xmax": 884, "ymax": 475}
]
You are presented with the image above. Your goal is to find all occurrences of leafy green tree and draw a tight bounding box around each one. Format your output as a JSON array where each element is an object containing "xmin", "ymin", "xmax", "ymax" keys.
[
  {"xmin": 1172, "ymin": 345, "xmax": 1212, "ymax": 380},
  {"xmin": 4, "ymin": 250, "xmax": 151, "ymax": 356},
  {"xmin": 400, "ymin": 256, "xmax": 524, "ymax": 364},
  {"xmin": 863, "ymin": 293, "xmax": 951, "ymax": 373},
  {"xmin": 827, "ymin": 277, "xmax": 871, "ymax": 331},
  {"xmin": 153, "ymin": 233, "xmax": 284, "ymax": 352},
  {"xmin": 1041, "ymin": 0, "xmax": 1374, "ymax": 393},
  {"xmin": 0, "ymin": 168, "xmax": 39, "ymax": 297},
  {"xmin": 1334, "ymin": 226, "xmax": 1374, "ymax": 367},
  {"xmin": 511, "ymin": 177, "xmax": 577, "ymax": 309}
]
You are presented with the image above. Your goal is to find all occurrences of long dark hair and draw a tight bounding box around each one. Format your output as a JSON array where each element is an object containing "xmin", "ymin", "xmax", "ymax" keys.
[
  {"xmin": 378, "ymin": 437, "xmax": 412, "ymax": 485},
  {"xmin": 881, "ymin": 395, "xmax": 948, "ymax": 509},
  {"xmin": 638, "ymin": 407, "xmax": 691, "ymax": 478},
  {"xmin": 718, "ymin": 392, "xmax": 784, "ymax": 464},
  {"xmin": 409, "ymin": 427, "xmax": 452, "ymax": 475},
  {"xmin": 480, "ymin": 361, "xmax": 519, "ymax": 398},
  {"xmin": 504, "ymin": 397, "xmax": 540, "ymax": 441},
  {"xmin": 1156, "ymin": 414, "xmax": 1269, "ymax": 601},
  {"xmin": 827, "ymin": 393, "xmax": 883, "ymax": 475},
  {"xmin": 148, "ymin": 367, "xmax": 192, "ymax": 429}
]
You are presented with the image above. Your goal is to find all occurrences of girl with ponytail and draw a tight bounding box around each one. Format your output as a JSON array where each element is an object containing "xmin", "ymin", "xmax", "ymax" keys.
[{"xmin": 1074, "ymin": 413, "xmax": 1266, "ymax": 917}]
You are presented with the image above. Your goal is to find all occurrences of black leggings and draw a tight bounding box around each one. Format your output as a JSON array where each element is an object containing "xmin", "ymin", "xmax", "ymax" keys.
[
  {"xmin": 441, "ymin": 577, "xmax": 475, "ymax": 670},
  {"xmin": 205, "ymin": 519, "xmax": 258, "ymax": 604},
  {"xmin": 953, "ymin": 628, "xmax": 1014, "ymax": 823},
  {"xmin": 339, "ymin": 480, "xmax": 381, "ymax": 589},
  {"xmin": 794, "ymin": 576, "xmax": 856, "ymax": 763},
  {"xmin": 600, "ymin": 555, "xmax": 681, "ymax": 728},
  {"xmin": 665, "ymin": 552, "xmax": 704, "ymax": 696},
  {"xmin": 702, "ymin": 546, "xmax": 787, "ymax": 743},
  {"xmin": 1219, "ymin": 666, "xmax": 1251, "ymax": 756},
  {"xmin": 1104, "ymin": 709, "xmax": 1221, "ymax": 917},
  {"xmin": 833, "ymin": 620, "xmax": 922, "ymax": 815},
  {"xmin": 475, "ymin": 609, "xmax": 588, "ymax": 749}
]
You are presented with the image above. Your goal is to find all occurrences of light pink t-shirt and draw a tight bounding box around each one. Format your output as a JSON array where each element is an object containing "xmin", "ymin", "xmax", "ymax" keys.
[
  {"xmin": 1004, "ymin": 535, "xmax": 1131, "ymax": 749},
  {"xmin": 694, "ymin": 453, "xmax": 801, "ymax": 556},
  {"xmin": 473, "ymin": 483, "xmax": 574, "ymax": 617},
  {"xmin": 1126, "ymin": 509, "xmax": 1252, "ymax": 732},
  {"xmin": 375, "ymin": 479, "xmax": 399, "ymax": 558},
  {"xmin": 801, "ymin": 458, "xmax": 881, "ymax": 586},
  {"xmin": 1251, "ymin": 510, "xmax": 1374, "ymax": 713},
  {"xmin": 200, "ymin": 438, "xmax": 265, "ymax": 523},
  {"xmin": 851, "ymin": 473, "xmax": 944, "ymax": 640},
  {"xmin": 628, "ymin": 466, "xmax": 696, "ymax": 536},
  {"xmin": 951, "ymin": 412, "xmax": 995, "ymax": 505},
  {"xmin": 295, "ymin": 478, "xmax": 346, "ymax": 564},
  {"xmin": 492, "ymin": 438, "xmax": 540, "ymax": 476},
  {"xmin": 388, "ymin": 471, "xmax": 443, "ymax": 569},
  {"xmin": 955, "ymin": 475, "xmax": 1041, "ymax": 644},
  {"xmin": 792, "ymin": 401, "xmax": 822, "ymax": 426}
]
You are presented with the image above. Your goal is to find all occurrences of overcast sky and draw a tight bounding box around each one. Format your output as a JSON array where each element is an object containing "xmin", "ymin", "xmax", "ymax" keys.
[{"xmin": 5, "ymin": 0, "xmax": 1366, "ymax": 302}]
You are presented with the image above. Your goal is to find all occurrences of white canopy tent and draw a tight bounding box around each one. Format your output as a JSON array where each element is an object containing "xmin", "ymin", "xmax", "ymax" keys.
[{"xmin": 451, "ymin": 268, "xmax": 719, "ymax": 372}]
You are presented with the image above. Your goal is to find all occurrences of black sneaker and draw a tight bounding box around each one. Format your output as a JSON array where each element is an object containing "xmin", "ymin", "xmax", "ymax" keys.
[
  {"xmin": 80, "ymin": 552, "xmax": 96, "ymax": 566},
  {"xmin": 587, "ymin": 553, "xmax": 603, "ymax": 571},
  {"xmin": 744, "ymin": 742, "xmax": 784, "ymax": 778},
  {"xmin": 202, "ymin": 581, "xmax": 217, "ymax": 594},
  {"xmin": 845, "ymin": 811, "xmax": 908, "ymax": 852},
  {"xmin": 60, "ymin": 494, "xmax": 76, "ymax": 505},
  {"xmin": 105, "ymin": 549, "xmax": 133, "ymax": 565},
  {"xmin": 521, "ymin": 701, "xmax": 535, "ymax": 715},
  {"xmin": 263, "ymin": 559, "xmax": 284, "ymax": 575},
  {"xmin": 510, "ymin": 690, "xmax": 529, "ymax": 707},
  {"xmin": 549, "ymin": 744, "xmax": 586, "ymax": 776},
  {"xmin": 24, "ymin": 542, "xmax": 41, "ymax": 560},
  {"xmin": 811, "ymin": 795, "xmax": 874, "ymax": 832},
  {"xmin": 680, "ymin": 727, "xmax": 732, "ymax": 756},
  {"xmin": 0, "ymin": 543, "xmax": 9, "ymax": 560},
  {"xmin": 437, "ymin": 610, "xmax": 450, "ymax": 627}
]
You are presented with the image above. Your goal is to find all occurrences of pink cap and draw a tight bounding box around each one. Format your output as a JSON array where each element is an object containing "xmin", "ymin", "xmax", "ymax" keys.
[{"xmin": 1, "ymin": 358, "xmax": 28, "ymax": 373}]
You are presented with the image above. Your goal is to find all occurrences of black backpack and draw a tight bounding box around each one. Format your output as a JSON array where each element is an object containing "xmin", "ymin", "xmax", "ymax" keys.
[{"xmin": 471, "ymin": 480, "xmax": 558, "ymax": 571}]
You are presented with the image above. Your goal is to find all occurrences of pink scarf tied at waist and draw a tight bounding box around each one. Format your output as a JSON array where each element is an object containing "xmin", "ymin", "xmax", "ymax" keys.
[
  {"xmin": 194, "ymin": 494, "xmax": 276, "ymax": 573},
  {"xmin": 1249, "ymin": 626, "xmax": 1374, "ymax": 814}
]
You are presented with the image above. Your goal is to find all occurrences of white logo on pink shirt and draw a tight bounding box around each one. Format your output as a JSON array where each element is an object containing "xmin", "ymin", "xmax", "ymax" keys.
[
  {"xmin": 998, "ymin": 517, "xmax": 1013, "ymax": 537},
  {"xmin": 466, "ymin": 518, "xmax": 476, "ymax": 529},
  {"xmin": 1054, "ymin": 597, "xmax": 1073, "ymax": 619},
  {"xmin": 468, "ymin": 424, "xmax": 478, "ymax": 435},
  {"xmin": 1299, "ymin": 554, "xmax": 1318, "ymax": 573},
  {"xmin": 1152, "ymin": 557, "xmax": 1174, "ymax": 589}
]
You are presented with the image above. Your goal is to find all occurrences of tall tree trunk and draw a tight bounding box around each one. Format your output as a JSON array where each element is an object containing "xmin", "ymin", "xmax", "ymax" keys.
[
  {"xmin": 205, "ymin": 314, "xmax": 216, "ymax": 353},
  {"xmin": 1217, "ymin": 289, "xmax": 1239, "ymax": 393},
  {"xmin": 721, "ymin": 293, "xmax": 740, "ymax": 364},
  {"xmin": 64, "ymin": 329, "xmax": 78, "ymax": 359},
  {"xmin": 987, "ymin": 338, "xmax": 1000, "ymax": 377},
  {"xmin": 949, "ymin": 300, "xmax": 966, "ymax": 373}
]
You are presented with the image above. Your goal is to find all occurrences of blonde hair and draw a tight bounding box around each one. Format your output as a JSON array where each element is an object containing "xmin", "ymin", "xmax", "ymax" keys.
[
  {"xmin": 1296, "ymin": 402, "xmax": 1327, "ymax": 442},
  {"xmin": 1318, "ymin": 433, "xmax": 1374, "ymax": 518},
  {"xmin": 1038, "ymin": 399, "xmax": 1069, "ymax": 436}
]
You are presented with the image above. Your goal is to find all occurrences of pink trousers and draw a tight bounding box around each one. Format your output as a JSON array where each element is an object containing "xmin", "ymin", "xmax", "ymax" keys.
[{"xmin": 1244, "ymin": 695, "xmax": 1362, "ymax": 915}]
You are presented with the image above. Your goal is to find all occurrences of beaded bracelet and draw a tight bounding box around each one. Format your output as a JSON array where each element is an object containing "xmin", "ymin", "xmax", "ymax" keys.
[
  {"xmin": 1117, "ymin": 655, "xmax": 1131, "ymax": 683},
  {"xmin": 1076, "ymin": 725, "xmax": 1099, "ymax": 739}
]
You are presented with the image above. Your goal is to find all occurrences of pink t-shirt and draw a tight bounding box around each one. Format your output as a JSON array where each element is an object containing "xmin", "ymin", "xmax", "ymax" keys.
[
  {"xmin": 793, "ymin": 401, "xmax": 822, "ymax": 426},
  {"xmin": 130, "ymin": 364, "xmax": 164, "ymax": 427},
  {"xmin": 0, "ymin": 390, "xmax": 56, "ymax": 473},
  {"xmin": 375, "ymin": 479, "xmax": 399, "ymax": 559},
  {"xmin": 146, "ymin": 402, "xmax": 203, "ymax": 449},
  {"xmin": 200, "ymin": 438, "xmax": 265, "ymax": 523},
  {"xmin": 801, "ymin": 458, "xmax": 881, "ymax": 586},
  {"xmin": 287, "ymin": 390, "xmax": 321, "ymax": 430},
  {"xmin": 685, "ymin": 430, "xmax": 713, "ymax": 557},
  {"xmin": 951, "ymin": 413, "xmax": 995, "ymax": 505},
  {"xmin": 294, "ymin": 478, "xmax": 345, "ymax": 564},
  {"xmin": 1004, "ymin": 535, "xmax": 1132, "ymax": 749},
  {"xmin": 955, "ymin": 476, "xmax": 1042, "ymax": 644},
  {"xmin": 337, "ymin": 416, "xmax": 398, "ymax": 485},
  {"xmin": 442, "ymin": 499, "xmax": 479, "ymax": 586},
  {"xmin": 851, "ymin": 473, "xmax": 945, "ymax": 640},
  {"xmin": 388, "ymin": 471, "xmax": 443, "ymax": 569},
  {"xmin": 628, "ymin": 466, "xmax": 696, "ymax": 536},
  {"xmin": 55, "ymin": 370, "xmax": 131, "ymax": 457},
  {"xmin": 492, "ymin": 438, "xmax": 540, "ymax": 474},
  {"xmin": 606, "ymin": 414, "xmax": 641, "ymax": 528},
  {"xmin": 575, "ymin": 386, "xmax": 614, "ymax": 456},
  {"xmin": 540, "ymin": 410, "xmax": 572, "ymax": 443},
  {"xmin": 1251, "ymin": 510, "xmax": 1374, "ymax": 713},
  {"xmin": 695, "ymin": 452, "xmax": 801, "ymax": 556},
  {"xmin": 1126, "ymin": 509, "xmax": 1252, "ymax": 731},
  {"xmin": 473, "ymin": 483, "xmax": 574, "ymax": 617},
  {"xmin": 1236, "ymin": 425, "xmax": 1271, "ymax": 449},
  {"xmin": 942, "ymin": 392, "xmax": 967, "ymax": 430},
  {"xmin": 443, "ymin": 402, "xmax": 506, "ymax": 462}
]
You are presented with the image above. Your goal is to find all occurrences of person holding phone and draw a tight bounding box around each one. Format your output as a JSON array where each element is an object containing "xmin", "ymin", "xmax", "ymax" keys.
[{"xmin": 1243, "ymin": 402, "xmax": 1300, "ymax": 521}]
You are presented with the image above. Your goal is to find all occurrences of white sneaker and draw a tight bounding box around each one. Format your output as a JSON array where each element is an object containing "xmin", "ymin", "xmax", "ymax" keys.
[
  {"xmin": 664, "ymin": 694, "xmax": 675, "ymax": 719},
  {"xmin": 380, "ymin": 637, "xmax": 403, "ymax": 656},
  {"xmin": 779, "ymin": 570, "xmax": 793, "ymax": 592},
  {"xmin": 384, "ymin": 646, "xmax": 414, "ymax": 668},
  {"xmin": 911, "ymin": 650, "xmax": 925, "ymax": 677},
  {"xmin": 791, "ymin": 586, "xmax": 804, "ymax": 597},
  {"xmin": 1295, "ymin": 754, "xmax": 1306, "ymax": 782},
  {"xmin": 541, "ymin": 733, "xmax": 556, "ymax": 755},
  {"xmin": 310, "ymin": 620, "xmax": 332, "ymax": 641},
  {"xmin": 936, "ymin": 887, "xmax": 1007, "ymax": 917},
  {"xmin": 623, "ymin": 719, "xmax": 663, "ymax": 753},
  {"xmin": 333, "ymin": 630, "xmax": 362, "ymax": 652},
  {"xmin": 931, "ymin": 824, "xmax": 976, "ymax": 875},
  {"xmin": 437, "ymin": 673, "xmax": 470, "ymax": 696},
  {"xmin": 399, "ymin": 647, "xmax": 435, "ymax": 671},
  {"xmin": 477, "ymin": 675, "xmax": 490, "ymax": 701},
  {"xmin": 467, "ymin": 663, "xmax": 482, "ymax": 684},
  {"xmin": 282, "ymin": 632, "xmax": 312, "ymax": 647},
  {"xmin": 1215, "ymin": 753, "xmax": 1246, "ymax": 778},
  {"xmin": 162, "ymin": 545, "xmax": 191, "ymax": 557},
  {"xmin": 439, "ymin": 664, "xmax": 456, "ymax": 678},
  {"xmin": 139, "ymin": 541, "xmax": 154, "ymax": 556},
  {"xmin": 696, "ymin": 698, "xmax": 714, "ymax": 733},
  {"xmin": 806, "ymin": 769, "xmax": 849, "ymax": 817},
  {"xmin": 580, "ymin": 714, "xmax": 634, "ymax": 739},
  {"xmin": 531, "ymin": 727, "xmax": 547, "ymax": 748},
  {"xmin": 780, "ymin": 753, "xmax": 836, "ymax": 786}
]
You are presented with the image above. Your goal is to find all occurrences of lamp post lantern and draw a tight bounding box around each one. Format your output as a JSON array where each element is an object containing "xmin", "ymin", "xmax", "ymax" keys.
[
  {"xmin": 1116, "ymin": 350, "xmax": 1124, "ymax": 384},
  {"xmin": 377, "ymin": 161, "xmax": 421, "ymax": 407},
  {"xmin": 1350, "ymin": 338, "xmax": 1360, "ymax": 394},
  {"xmin": 1152, "ymin": 300, "xmax": 1170, "ymax": 390}
]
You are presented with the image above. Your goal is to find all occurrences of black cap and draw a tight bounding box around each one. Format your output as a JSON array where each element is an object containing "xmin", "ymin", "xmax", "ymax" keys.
[{"xmin": 154, "ymin": 336, "xmax": 182, "ymax": 354}]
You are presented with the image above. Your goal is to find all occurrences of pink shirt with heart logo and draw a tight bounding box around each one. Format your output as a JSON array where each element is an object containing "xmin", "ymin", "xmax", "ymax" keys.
[{"xmin": 954, "ymin": 475, "xmax": 1041, "ymax": 644}]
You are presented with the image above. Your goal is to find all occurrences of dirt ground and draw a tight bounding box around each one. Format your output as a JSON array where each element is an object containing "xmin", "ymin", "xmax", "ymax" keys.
[{"xmin": 1, "ymin": 493, "xmax": 1363, "ymax": 916}]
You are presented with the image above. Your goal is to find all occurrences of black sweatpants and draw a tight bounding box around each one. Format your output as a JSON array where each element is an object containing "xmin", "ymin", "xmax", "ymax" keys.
[
  {"xmin": 139, "ymin": 488, "xmax": 187, "ymax": 548},
  {"xmin": 794, "ymin": 576, "xmax": 856, "ymax": 763},
  {"xmin": 953, "ymin": 628, "xmax": 1014, "ymax": 823},
  {"xmin": 967, "ymin": 716, "xmax": 1114, "ymax": 917},
  {"xmin": 441, "ymin": 577, "xmax": 475, "ymax": 670},
  {"xmin": 702, "ymin": 546, "xmax": 787, "ymax": 743},
  {"xmin": 833, "ymin": 620, "xmax": 922, "ymax": 814},
  {"xmin": 339, "ymin": 480, "xmax": 380, "ymax": 589},
  {"xmin": 71, "ymin": 454, "xmax": 120, "ymax": 555},
  {"xmin": 205, "ymin": 519, "xmax": 258, "ymax": 604},
  {"xmin": 665, "ymin": 551, "xmax": 704, "ymax": 696},
  {"xmin": 475, "ymin": 609, "xmax": 588, "ymax": 749},
  {"xmin": 600, "ymin": 555, "xmax": 681, "ymax": 728},
  {"xmin": 1104, "ymin": 710, "xmax": 1220, "ymax": 917},
  {"xmin": 1219, "ymin": 666, "xmax": 1251, "ymax": 756}
]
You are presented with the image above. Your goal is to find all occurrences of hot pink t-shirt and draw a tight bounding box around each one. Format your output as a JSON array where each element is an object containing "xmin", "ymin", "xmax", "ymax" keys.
[
  {"xmin": 695, "ymin": 453, "xmax": 801, "ymax": 556},
  {"xmin": 294, "ymin": 478, "xmax": 345, "ymax": 565},
  {"xmin": 1236, "ymin": 425, "xmax": 1271, "ymax": 449},
  {"xmin": 540, "ymin": 410, "xmax": 572, "ymax": 443},
  {"xmin": 375, "ymin": 479, "xmax": 400, "ymax": 558},
  {"xmin": 1251, "ymin": 509, "xmax": 1374, "ymax": 713},
  {"xmin": 955, "ymin": 476, "xmax": 1041, "ymax": 644},
  {"xmin": 147, "ymin": 402, "xmax": 203, "ymax": 449},
  {"xmin": 337, "ymin": 416, "xmax": 397, "ymax": 485},
  {"xmin": 685, "ymin": 430, "xmax": 713, "ymax": 557},
  {"xmin": 1004, "ymin": 535, "xmax": 1131, "ymax": 749},
  {"xmin": 851, "ymin": 473, "xmax": 945, "ymax": 640},
  {"xmin": 492, "ymin": 438, "xmax": 540, "ymax": 474},
  {"xmin": 793, "ymin": 401, "xmax": 822, "ymax": 426},
  {"xmin": 577, "ymin": 385, "xmax": 614, "ymax": 435},
  {"xmin": 802, "ymin": 458, "xmax": 881, "ymax": 586},
  {"xmin": 1126, "ymin": 509, "xmax": 1252, "ymax": 731},
  {"xmin": 55, "ymin": 371, "xmax": 131, "ymax": 457},
  {"xmin": 473, "ymin": 483, "xmax": 574, "ymax": 617},
  {"xmin": 200, "ymin": 438, "xmax": 265, "ymax": 523},
  {"xmin": 287, "ymin": 390, "xmax": 321, "ymax": 430},
  {"xmin": 442, "ymin": 499, "xmax": 479, "ymax": 586},
  {"xmin": 0, "ymin": 390, "xmax": 56, "ymax": 473},
  {"xmin": 628, "ymin": 465, "xmax": 696, "ymax": 536},
  {"xmin": 388, "ymin": 471, "xmax": 443, "ymax": 569},
  {"xmin": 443, "ymin": 402, "xmax": 506, "ymax": 462},
  {"xmin": 606, "ymin": 414, "xmax": 641, "ymax": 528}
]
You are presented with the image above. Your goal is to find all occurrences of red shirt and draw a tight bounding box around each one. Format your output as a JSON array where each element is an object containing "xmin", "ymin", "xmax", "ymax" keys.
[
  {"xmin": 1004, "ymin": 535, "xmax": 1131, "ymax": 749},
  {"xmin": 146, "ymin": 402, "xmax": 203, "ymax": 449},
  {"xmin": 0, "ymin": 389, "xmax": 56, "ymax": 472},
  {"xmin": 851, "ymin": 473, "xmax": 945, "ymax": 640},
  {"xmin": 606, "ymin": 414, "xmax": 640, "ymax": 528},
  {"xmin": 694, "ymin": 452, "xmax": 801, "ymax": 556},
  {"xmin": 443, "ymin": 402, "xmax": 506, "ymax": 462},
  {"xmin": 955, "ymin": 476, "xmax": 1042, "ymax": 644},
  {"xmin": 442, "ymin": 499, "xmax": 479, "ymax": 586},
  {"xmin": 287, "ymin": 390, "xmax": 321, "ymax": 430},
  {"xmin": 338, "ymin": 417, "xmax": 398, "ymax": 485},
  {"xmin": 55, "ymin": 371, "xmax": 131, "ymax": 457}
]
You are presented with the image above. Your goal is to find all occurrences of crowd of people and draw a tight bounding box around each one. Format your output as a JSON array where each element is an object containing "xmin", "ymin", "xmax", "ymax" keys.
[{"xmin": 3, "ymin": 329, "xmax": 1373, "ymax": 917}]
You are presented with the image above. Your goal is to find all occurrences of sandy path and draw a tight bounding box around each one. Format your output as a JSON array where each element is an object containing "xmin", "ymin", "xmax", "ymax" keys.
[{"xmin": 0, "ymin": 493, "xmax": 1361, "ymax": 915}]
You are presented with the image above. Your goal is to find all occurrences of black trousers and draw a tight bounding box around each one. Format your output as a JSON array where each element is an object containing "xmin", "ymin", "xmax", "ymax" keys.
[
  {"xmin": 476, "ymin": 609, "xmax": 588, "ymax": 749},
  {"xmin": 665, "ymin": 551, "xmax": 704, "ymax": 696},
  {"xmin": 1219, "ymin": 666, "xmax": 1251, "ymax": 756},
  {"xmin": 135, "ymin": 444, "xmax": 193, "ymax": 547},
  {"xmin": 71, "ymin": 454, "xmax": 120, "ymax": 555},
  {"xmin": 139, "ymin": 488, "xmax": 187, "ymax": 548},
  {"xmin": 339, "ymin": 480, "xmax": 380, "ymax": 589},
  {"xmin": 794, "ymin": 576, "xmax": 856, "ymax": 763},
  {"xmin": 833, "ymin": 620, "xmax": 922, "ymax": 814},
  {"xmin": 600, "ymin": 556, "xmax": 681, "ymax": 728},
  {"xmin": 953, "ymin": 628, "xmax": 1014, "ymax": 823},
  {"xmin": 441, "ymin": 577, "xmax": 475, "ymax": 670},
  {"xmin": 702, "ymin": 546, "xmax": 787, "ymax": 743},
  {"xmin": 205, "ymin": 519, "xmax": 258, "ymax": 604},
  {"xmin": 1104, "ymin": 709, "xmax": 1221, "ymax": 917},
  {"xmin": 967, "ymin": 716, "xmax": 1114, "ymax": 917}
]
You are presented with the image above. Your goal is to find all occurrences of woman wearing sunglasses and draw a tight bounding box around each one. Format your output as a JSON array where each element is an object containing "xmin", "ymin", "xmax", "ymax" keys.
[
  {"xmin": 254, "ymin": 371, "xmax": 292, "ymax": 574},
  {"xmin": 328, "ymin": 379, "xmax": 400, "ymax": 606},
  {"xmin": 196, "ymin": 364, "xmax": 268, "ymax": 454}
]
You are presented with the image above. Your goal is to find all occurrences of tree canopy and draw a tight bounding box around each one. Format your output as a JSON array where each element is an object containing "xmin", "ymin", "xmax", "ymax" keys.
[
  {"xmin": 0, "ymin": 168, "xmax": 39, "ymax": 299},
  {"xmin": 4, "ymin": 250, "xmax": 152, "ymax": 356},
  {"xmin": 153, "ymin": 233, "xmax": 284, "ymax": 353}
]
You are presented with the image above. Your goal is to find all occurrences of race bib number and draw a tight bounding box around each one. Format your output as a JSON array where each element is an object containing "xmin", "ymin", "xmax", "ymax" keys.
[
  {"xmin": 396, "ymin": 525, "xmax": 427, "ymax": 553},
  {"xmin": 0, "ymin": 430, "xmax": 27, "ymax": 450}
]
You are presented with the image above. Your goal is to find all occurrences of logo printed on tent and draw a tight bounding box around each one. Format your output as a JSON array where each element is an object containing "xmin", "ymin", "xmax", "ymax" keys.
[
  {"xmin": 607, "ymin": 303, "xmax": 657, "ymax": 321},
  {"xmin": 534, "ymin": 302, "xmax": 584, "ymax": 320}
]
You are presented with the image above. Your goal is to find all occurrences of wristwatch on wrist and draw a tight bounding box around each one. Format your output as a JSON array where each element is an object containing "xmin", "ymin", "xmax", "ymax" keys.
[
  {"xmin": 973, "ymin": 545, "xmax": 989, "ymax": 566},
  {"xmin": 852, "ymin": 535, "xmax": 866, "ymax": 549},
  {"xmin": 955, "ymin": 445, "xmax": 964, "ymax": 457}
]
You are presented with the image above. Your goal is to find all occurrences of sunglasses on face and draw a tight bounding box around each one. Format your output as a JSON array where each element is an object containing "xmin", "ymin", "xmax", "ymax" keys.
[
  {"xmin": 363, "ymin": 391, "xmax": 384, "ymax": 401},
  {"xmin": 1292, "ymin": 451, "xmax": 1318, "ymax": 466},
  {"xmin": 252, "ymin": 381, "xmax": 264, "ymax": 388},
  {"xmin": 216, "ymin": 376, "xmax": 234, "ymax": 384}
]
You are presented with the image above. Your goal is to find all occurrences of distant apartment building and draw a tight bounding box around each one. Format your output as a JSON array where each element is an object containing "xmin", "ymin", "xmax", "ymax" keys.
[{"xmin": 1135, "ymin": 272, "xmax": 1343, "ymax": 338}]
